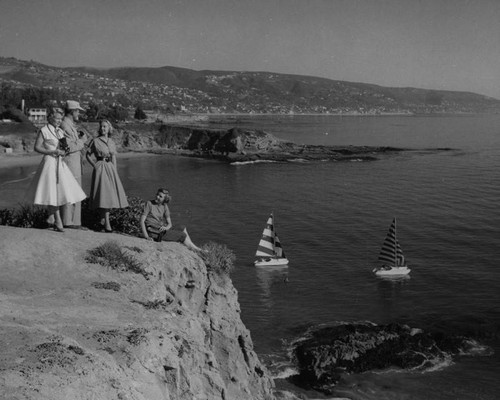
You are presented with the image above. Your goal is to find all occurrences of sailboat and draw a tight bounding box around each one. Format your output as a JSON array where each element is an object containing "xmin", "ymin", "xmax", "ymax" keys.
[
  {"xmin": 254, "ymin": 213, "xmax": 289, "ymax": 267},
  {"xmin": 372, "ymin": 217, "xmax": 411, "ymax": 276}
]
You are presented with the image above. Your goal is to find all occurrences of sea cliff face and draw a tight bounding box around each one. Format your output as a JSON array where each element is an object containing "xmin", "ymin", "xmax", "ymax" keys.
[{"xmin": 0, "ymin": 226, "xmax": 275, "ymax": 399}]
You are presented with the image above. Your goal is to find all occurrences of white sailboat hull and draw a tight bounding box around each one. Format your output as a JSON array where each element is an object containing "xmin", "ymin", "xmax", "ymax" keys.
[
  {"xmin": 373, "ymin": 266, "xmax": 411, "ymax": 276},
  {"xmin": 254, "ymin": 258, "xmax": 289, "ymax": 267},
  {"xmin": 373, "ymin": 218, "xmax": 411, "ymax": 276}
]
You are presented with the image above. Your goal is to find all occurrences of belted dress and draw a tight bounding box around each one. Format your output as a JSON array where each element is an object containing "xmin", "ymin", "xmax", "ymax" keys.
[
  {"xmin": 25, "ymin": 124, "xmax": 86, "ymax": 206},
  {"xmin": 87, "ymin": 137, "xmax": 129, "ymax": 209}
]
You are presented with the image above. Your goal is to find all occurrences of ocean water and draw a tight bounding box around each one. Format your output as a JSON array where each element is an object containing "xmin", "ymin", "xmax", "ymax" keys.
[{"xmin": 2, "ymin": 114, "xmax": 500, "ymax": 399}]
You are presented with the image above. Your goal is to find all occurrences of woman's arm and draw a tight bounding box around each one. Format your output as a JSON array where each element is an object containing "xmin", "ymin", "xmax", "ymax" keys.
[
  {"xmin": 160, "ymin": 215, "xmax": 173, "ymax": 232},
  {"xmin": 139, "ymin": 214, "xmax": 153, "ymax": 241},
  {"xmin": 34, "ymin": 131, "xmax": 63, "ymax": 156},
  {"xmin": 109, "ymin": 139, "xmax": 117, "ymax": 168},
  {"xmin": 85, "ymin": 148, "xmax": 96, "ymax": 168}
]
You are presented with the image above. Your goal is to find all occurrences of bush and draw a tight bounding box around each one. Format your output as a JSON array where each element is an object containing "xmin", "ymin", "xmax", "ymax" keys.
[
  {"xmin": 0, "ymin": 196, "xmax": 145, "ymax": 235},
  {"xmin": 81, "ymin": 196, "xmax": 145, "ymax": 236},
  {"xmin": 201, "ymin": 241, "xmax": 236, "ymax": 275},
  {"xmin": 80, "ymin": 198, "xmax": 101, "ymax": 230},
  {"xmin": 1, "ymin": 196, "xmax": 144, "ymax": 234},
  {"xmin": 0, "ymin": 208, "xmax": 15, "ymax": 226},
  {"xmin": 14, "ymin": 204, "xmax": 49, "ymax": 228},
  {"xmin": 0, "ymin": 204, "xmax": 48, "ymax": 228},
  {"xmin": 109, "ymin": 196, "xmax": 145, "ymax": 236},
  {"xmin": 86, "ymin": 240, "xmax": 149, "ymax": 279}
]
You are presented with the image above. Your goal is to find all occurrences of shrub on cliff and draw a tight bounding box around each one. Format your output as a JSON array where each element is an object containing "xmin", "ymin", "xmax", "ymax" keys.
[
  {"xmin": 0, "ymin": 208, "xmax": 15, "ymax": 226},
  {"xmin": 201, "ymin": 241, "xmax": 236, "ymax": 275},
  {"xmin": 86, "ymin": 240, "xmax": 150, "ymax": 279},
  {"xmin": 0, "ymin": 204, "xmax": 48, "ymax": 228},
  {"xmin": 81, "ymin": 196, "xmax": 144, "ymax": 235},
  {"xmin": 109, "ymin": 196, "xmax": 145, "ymax": 236}
]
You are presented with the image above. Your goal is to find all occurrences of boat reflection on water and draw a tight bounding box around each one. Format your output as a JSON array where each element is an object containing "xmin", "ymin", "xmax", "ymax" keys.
[
  {"xmin": 376, "ymin": 273, "xmax": 411, "ymax": 321},
  {"xmin": 255, "ymin": 265, "xmax": 289, "ymax": 309}
]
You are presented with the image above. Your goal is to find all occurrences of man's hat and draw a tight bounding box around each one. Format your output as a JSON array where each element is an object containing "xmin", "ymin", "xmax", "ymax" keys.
[{"xmin": 65, "ymin": 100, "xmax": 85, "ymax": 111}]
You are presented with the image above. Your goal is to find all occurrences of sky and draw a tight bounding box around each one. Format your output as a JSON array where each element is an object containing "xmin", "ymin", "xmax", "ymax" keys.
[{"xmin": 1, "ymin": 0, "xmax": 500, "ymax": 99}]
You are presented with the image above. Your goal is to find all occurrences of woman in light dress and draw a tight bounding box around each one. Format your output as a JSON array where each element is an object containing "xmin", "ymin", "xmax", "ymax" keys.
[
  {"xmin": 25, "ymin": 107, "xmax": 86, "ymax": 232},
  {"xmin": 86, "ymin": 119, "xmax": 128, "ymax": 232}
]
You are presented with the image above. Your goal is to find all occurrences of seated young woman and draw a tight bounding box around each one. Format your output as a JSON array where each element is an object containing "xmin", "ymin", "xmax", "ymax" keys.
[{"xmin": 139, "ymin": 188, "xmax": 203, "ymax": 252}]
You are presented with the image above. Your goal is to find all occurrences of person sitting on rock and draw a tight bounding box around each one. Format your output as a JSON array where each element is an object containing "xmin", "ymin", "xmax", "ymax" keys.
[{"xmin": 139, "ymin": 188, "xmax": 203, "ymax": 252}]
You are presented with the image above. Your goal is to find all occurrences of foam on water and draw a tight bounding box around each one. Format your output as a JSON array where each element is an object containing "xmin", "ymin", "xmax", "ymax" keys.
[{"xmin": 230, "ymin": 159, "xmax": 278, "ymax": 165}]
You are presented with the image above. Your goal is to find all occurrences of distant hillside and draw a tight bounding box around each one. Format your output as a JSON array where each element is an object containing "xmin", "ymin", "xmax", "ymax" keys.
[{"xmin": 1, "ymin": 56, "xmax": 499, "ymax": 115}]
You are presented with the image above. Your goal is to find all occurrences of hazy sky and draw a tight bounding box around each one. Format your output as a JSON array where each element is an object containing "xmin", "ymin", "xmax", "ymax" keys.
[{"xmin": 1, "ymin": 0, "xmax": 499, "ymax": 98}]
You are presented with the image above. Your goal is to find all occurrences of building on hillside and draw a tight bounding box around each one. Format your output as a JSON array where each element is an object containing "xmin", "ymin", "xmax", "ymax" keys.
[{"xmin": 26, "ymin": 108, "xmax": 47, "ymax": 124}]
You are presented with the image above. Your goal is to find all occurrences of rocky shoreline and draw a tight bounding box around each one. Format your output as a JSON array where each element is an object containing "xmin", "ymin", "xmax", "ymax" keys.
[{"xmin": 0, "ymin": 121, "xmax": 450, "ymax": 166}]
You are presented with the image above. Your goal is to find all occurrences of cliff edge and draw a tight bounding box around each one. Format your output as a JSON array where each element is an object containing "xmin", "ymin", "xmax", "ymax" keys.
[{"xmin": 0, "ymin": 226, "xmax": 276, "ymax": 400}]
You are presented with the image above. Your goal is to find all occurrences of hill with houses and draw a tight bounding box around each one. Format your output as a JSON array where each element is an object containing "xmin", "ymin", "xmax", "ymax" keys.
[{"xmin": 1, "ymin": 56, "xmax": 500, "ymax": 116}]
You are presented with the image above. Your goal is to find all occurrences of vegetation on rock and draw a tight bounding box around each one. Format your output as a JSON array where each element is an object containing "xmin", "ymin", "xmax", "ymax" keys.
[
  {"xmin": 201, "ymin": 241, "xmax": 236, "ymax": 275},
  {"xmin": 86, "ymin": 240, "xmax": 150, "ymax": 279}
]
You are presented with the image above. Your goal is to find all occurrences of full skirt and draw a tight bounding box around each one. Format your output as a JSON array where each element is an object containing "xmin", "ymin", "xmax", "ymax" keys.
[
  {"xmin": 89, "ymin": 161, "xmax": 129, "ymax": 209},
  {"xmin": 25, "ymin": 156, "xmax": 87, "ymax": 206}
]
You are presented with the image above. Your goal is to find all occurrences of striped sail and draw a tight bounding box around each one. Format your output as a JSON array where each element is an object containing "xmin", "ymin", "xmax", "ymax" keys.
[
  {"xmin": 378, "ymin": 217, "xmax": 405, "ymax": 267},
  {"xmin": 255, "ymin": 213, "xmax": 286, "ymax": 258}
]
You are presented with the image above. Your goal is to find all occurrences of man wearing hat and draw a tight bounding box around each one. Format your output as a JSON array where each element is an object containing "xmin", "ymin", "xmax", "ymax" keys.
[{"xmin": 60, "ymin": 100, "xmax": 87, "ymax": 228}]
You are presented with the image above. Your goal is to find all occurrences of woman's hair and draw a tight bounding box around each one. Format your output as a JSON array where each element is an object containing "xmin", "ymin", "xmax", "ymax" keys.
[
  {"xmin": 47, "ymin": 107, "xmax": 64, "ymax": 120},
  {"xmin": 98, "ymin": 119, "xmax": 114, "ymax": 136},
  {"xmin": 157, "ymin": 188, "xmax": 171, "ymax": 204}
]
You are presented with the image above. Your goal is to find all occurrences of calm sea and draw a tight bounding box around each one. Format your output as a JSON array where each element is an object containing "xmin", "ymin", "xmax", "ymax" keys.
[{"xmin": 2, "ymin": 114, "xmax": 500, "ymax": 399}]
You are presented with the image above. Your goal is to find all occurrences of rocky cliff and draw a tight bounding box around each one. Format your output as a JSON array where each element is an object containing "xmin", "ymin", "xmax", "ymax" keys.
[{"xmin": 0, "ymin": 226, "xmax": 276, "ymax": 399}]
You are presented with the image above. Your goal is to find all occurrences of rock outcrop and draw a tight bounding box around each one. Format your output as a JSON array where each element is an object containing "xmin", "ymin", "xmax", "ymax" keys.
[
  {"xmin": 115, "ymin": 123, "xmax": 404, "ymax": 163},
  {"xmin": 291, "ymin": 322, "xmax": 490, "ymax": 395},
  {"xmin": 0, "ymin": 226, "xmax": 275, "ymax": 399},
  {"xmin": 1, "ymin": 121, "xmax": 410, "ymax": 163}
]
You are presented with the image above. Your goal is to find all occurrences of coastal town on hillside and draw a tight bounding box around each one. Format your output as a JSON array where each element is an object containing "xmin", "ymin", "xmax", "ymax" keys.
[{"xmin": 1, "ymin": 57, "xmax": 500, "ymax": 120}]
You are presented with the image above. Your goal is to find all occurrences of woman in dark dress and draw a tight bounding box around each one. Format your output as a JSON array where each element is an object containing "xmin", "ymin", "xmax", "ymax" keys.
[{"xmin": 86, "ymin": 119, "xmax": 128, "ymax": 232}]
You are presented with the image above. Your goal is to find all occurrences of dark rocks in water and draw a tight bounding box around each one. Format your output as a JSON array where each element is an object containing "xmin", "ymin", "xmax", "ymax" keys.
[
  {"xmin": 108, "ymin": 122, "xmax": 410, "ymax": 163},
  {"xmin": 291, "ymin": 322, "xmax": 480, "ymax": 394}
]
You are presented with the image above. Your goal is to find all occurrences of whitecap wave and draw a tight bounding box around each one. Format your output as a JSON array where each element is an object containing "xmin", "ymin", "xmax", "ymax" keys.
[
  {"xmin": 459, "ymin": 339, "xmax": 494, "ymax": 357},
  {"xmin": 230, "ymin": 160, "xmax": 277, "ymax": 165},
  {"xmin": 271, "ymin": 366, "xmax": 299, "ymax": 380}
]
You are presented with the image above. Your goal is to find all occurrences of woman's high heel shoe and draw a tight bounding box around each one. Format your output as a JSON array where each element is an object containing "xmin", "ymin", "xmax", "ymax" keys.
[{"xmin": 54, "ymin": 224, "xmax": 65, "ymax": 232}]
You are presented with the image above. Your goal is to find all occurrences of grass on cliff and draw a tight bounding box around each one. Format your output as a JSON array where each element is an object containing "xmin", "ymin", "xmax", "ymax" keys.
[
  {"xmin": 201, "ymin": 241, "xmax": 235, "ymax": 275},
  {"xmin": 86, "ymin": 240, "xmax": 150, "ymax": 279}
]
